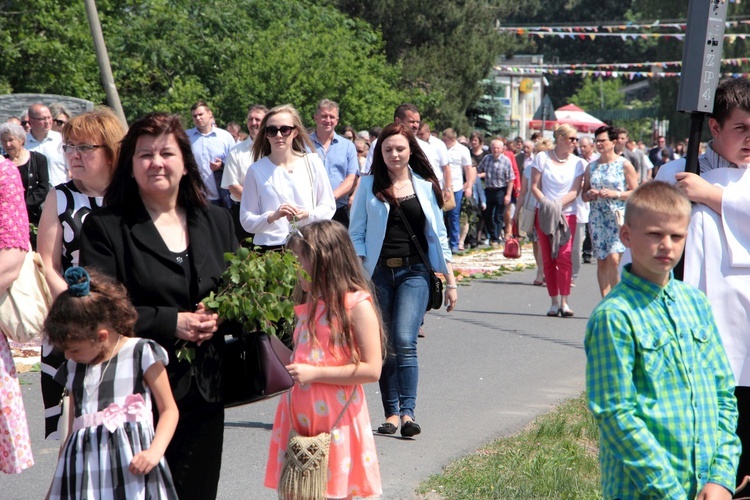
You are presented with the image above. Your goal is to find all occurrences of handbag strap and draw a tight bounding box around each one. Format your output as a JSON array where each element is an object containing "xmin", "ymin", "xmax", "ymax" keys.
[
  {"xmin": 287, "ymin": 386, "xmax": 356, "ymax": 433},
  {"xmin": 395, "ymin": 203, "xmax": 436, "ymax": 274}
]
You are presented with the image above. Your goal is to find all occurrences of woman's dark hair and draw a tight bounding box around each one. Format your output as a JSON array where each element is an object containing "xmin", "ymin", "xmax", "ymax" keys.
[
  {"xmin": 370, "ymin": 122, "xmax": 442, "ymax": 207},
  {"xmin": 594, "ymin": 125, "xmax": 618, "ymax": 142},
  {"xmin": 44, "ymin": 268, "xmax": 137, "ymax": 350},
  {"xmin": 104, "ymin": 112, "xmax": 208, "ymax": 209}
]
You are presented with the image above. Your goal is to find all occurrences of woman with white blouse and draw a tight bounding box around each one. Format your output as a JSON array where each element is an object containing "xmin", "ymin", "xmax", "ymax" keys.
[
  {"xmin": 239, "ymin": 105, "xmax": 335, "ymax": 251},
  {"xmin": 530, "ymin": 124, "xmax": 585, "ymax": 317}
]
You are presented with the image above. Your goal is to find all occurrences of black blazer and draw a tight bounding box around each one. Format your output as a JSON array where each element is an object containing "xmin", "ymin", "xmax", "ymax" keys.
[{"xmin": 80, "ymin": 199, "xmax": 239, "ymax": 402}]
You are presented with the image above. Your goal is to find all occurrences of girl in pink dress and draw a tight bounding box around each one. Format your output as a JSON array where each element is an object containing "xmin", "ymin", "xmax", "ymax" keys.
[
  {"xmin": 265, "ymin": 220, "xmax": 384, "ymax": 499},
  {"xmin": 0, "ymin": 158, "xmax": 34, "ymax": 474}
]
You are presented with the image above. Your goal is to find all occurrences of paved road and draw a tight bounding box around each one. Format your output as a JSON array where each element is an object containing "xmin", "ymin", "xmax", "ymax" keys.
[{"xmin": 0, "ymin": 261, "xmax": 601, "ymax": 499}]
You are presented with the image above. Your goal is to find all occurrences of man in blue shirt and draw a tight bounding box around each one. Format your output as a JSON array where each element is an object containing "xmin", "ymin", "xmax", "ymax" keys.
[
  {"xmin": 186, "ymin": 100, "xmax": 235, "ymax": 208},
  {"xmin": 310, "ymin": 99, "xmax": 358, "ymax": 227}
]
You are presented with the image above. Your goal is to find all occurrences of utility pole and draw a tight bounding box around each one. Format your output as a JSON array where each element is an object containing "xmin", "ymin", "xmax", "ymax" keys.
[{"xmin": 83, "ymin": 0, "xmax": 127, "ymax": 128}]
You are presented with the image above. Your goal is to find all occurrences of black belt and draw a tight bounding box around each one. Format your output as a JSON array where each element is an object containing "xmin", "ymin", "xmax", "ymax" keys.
[{"xmin": 377, "ymin": 255, "xmax": 420, "ymax": 268}]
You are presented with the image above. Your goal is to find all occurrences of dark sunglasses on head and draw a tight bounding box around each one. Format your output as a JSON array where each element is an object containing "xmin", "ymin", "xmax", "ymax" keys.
[
  {"xmin": 53, "ymin": 119, "xmax": 67, "ymax": 127},
  {"xmin": 265, "ymin": 125, "xmax": 295, "ymax": 138}
]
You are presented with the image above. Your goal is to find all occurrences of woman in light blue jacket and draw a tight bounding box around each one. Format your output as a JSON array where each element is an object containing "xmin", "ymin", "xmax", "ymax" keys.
[{"xmin": 349, "ymin": 123, "xmax": 457, "ymax": 438}]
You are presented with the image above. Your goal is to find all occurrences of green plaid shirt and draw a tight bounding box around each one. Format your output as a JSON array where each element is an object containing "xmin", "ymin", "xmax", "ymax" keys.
[{"xmin": 585, "ymin": 265, "xmax": 739, "ymax": 499}]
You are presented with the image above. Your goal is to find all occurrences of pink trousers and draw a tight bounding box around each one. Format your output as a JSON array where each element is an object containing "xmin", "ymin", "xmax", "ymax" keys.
[{"xmin": 535, "ymin": 213, "xmax": 576, "ymax": 297}]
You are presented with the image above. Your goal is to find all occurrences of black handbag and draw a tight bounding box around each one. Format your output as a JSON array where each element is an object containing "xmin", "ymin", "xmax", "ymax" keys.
[
  {"xmin": 396, "ymin": 205, "xmax": 444, "ymax": 311},
  {"xmin": 222, "ymin": 330, "xmax": 294, "ymax": 408}
]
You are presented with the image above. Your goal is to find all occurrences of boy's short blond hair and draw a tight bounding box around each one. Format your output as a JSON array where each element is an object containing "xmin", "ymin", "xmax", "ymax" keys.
[{"xmin": 624, "ymin": 181, "xmax": 691, "ymax": 226}]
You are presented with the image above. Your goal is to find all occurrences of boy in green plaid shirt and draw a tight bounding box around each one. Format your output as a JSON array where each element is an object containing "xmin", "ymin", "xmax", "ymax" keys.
[{"xmin": 585, "ymin": 181, "xmax": 740, "ymax": 499}]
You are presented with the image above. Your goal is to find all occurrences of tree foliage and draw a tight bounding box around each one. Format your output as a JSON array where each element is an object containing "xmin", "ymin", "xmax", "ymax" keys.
[
  {"xmin": 0, "ymin": 0, "xmax": 404, "ymax": 129},
  {"xmin": 330, "ymin": 0, "xmax": 523, "ymax": 131}
]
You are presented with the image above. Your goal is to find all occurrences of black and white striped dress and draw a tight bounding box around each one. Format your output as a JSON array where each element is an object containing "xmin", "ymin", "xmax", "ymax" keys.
[
  {"xmin": 42, "ymin": 181, "xmax": 104, "ymax": 439},
  {"xmin": 49, "ymin": 337, "xmax": 178, "ymax": 500}
]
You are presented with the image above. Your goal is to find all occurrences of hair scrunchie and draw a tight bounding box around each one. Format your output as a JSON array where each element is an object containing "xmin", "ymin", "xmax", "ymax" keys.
[{"xmin": 64, "ymin": 267, "xmax": 91, "ymax": 297}]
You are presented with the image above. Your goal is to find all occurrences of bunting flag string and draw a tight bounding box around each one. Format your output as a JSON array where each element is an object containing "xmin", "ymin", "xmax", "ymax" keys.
[
  {"xmin": 493, "ymin": 66, "xmax": 750, "ymax": 80},
  {"xmin": 497, "ymin": 16, "xmax": 750, "ymax": 34},
  {"xmin": 498, "ymin": 57, "xmax": 750, "ymax": 71},
  {"xmin": 507, "ymin": 31, "xmax": 750, "ymax": 42}
]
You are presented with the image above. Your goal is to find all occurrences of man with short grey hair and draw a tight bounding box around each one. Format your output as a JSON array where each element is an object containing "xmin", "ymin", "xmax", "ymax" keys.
[{"xmin": 26, "ymin": 103, "xmax": 67, "ymax": 186}]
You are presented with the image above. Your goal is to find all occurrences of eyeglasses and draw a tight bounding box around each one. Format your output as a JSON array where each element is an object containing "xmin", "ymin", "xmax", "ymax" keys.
[
  {"xmin": 595, "ymin": 139, "xmax": 609, "ymax": 144},
  {"xmin": 53, "ymin": 119, "xmax": 68, "ymax": 127},
  {"xmin": 568, "ymin": 137, "xmax": 579, "ymax": 143},
  {"xmin": 30, "ymin": 116, "xmax": 52, "ymax": 122},
  {"xmin": 62, "ymin": 144, "xmax": 104, "ymax": 155},
  {"xmin": 265, "ymin": 125, "xmax": 295, "ymax": 138}
]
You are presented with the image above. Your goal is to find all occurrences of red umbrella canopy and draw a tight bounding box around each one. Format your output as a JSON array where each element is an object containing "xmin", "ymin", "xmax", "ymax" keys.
[{"xmin": 529, "ymin": 104, "xmax": 606, "ymax": 133}]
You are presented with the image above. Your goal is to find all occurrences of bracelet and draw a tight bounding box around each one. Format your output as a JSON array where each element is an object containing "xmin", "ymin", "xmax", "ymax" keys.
[
  {"xmin": 616, "ymin": 191, "xmax": 621, "ymax": 199},
  {"xmin": 445, "ymin": 284, "xmax": 458, "ymax": 289}
]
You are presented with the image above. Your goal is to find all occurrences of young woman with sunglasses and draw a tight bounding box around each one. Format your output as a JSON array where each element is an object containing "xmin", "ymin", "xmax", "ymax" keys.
[
  {"xmin": 529, "ymin": 124, "xmax": 586, "ymax": 318},
  {"xmin": 239, "ymin": 104, "xmax": 335, "ymax": 251}
]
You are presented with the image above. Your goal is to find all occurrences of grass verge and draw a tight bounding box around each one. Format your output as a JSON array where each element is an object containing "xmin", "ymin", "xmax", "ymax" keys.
[{"xmin": 417, "ymin": 393, "xmax": 602, "ymax": 499}]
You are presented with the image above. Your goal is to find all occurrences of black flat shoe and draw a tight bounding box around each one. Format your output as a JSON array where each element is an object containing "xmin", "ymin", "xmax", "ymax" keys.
[
  {"xmin": 377, "ymin": 422, "xmax": 398, "ymax": 435},
  {"xmin": 401, "ymin": 420, "xmax": 421, "ymax": 437}
]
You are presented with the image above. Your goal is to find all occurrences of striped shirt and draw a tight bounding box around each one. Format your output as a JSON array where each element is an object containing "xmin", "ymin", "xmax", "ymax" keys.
[
  {"xmin": 476, "ymin": 154, "xmax": 514, "ymax": 189},
  {"xmin": 585, "ymin": 265, "xmax": 739, "ymax": 499}
]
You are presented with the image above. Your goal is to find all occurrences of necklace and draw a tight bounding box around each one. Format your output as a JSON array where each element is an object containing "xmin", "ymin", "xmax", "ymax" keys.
[
  {"xmin": 393, "ymin": 179, "xmax": 411, "ymax": 192},
  {"xmin": 551, "ymin": 149, "xmax": 569, "ymax": 163},
  {"xmin": 85, "ymin": 335, "xmax": 123, "ymax": 396}
]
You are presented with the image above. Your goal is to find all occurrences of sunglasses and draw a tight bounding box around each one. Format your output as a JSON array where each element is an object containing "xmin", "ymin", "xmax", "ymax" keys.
[
  {"xmin": 62, "ymin": 144, "xmax": 104, "ymax": 155},
  {"xmin": 568, "ymin": 137, "xmax": 579, "ymax": 143},
  {"xmin": 265, "ymin": 125, "xmax": 295, "ymax": 138},
  {"xmin": 20, "ymin": 121, "xmax": 29, "ymax": 127},
  {"xmin": 53, "ymin": 119, "xmax": 68, "ymax": 127}
]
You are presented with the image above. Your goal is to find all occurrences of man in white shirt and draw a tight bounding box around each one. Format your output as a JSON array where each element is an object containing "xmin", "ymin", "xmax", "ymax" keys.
[
  {"xmin": 26, "ymin": 103, "xmax": 67, "ymax": 186},
  {"xmin": 417, "ymin": 122, "xmax": 451, "ymax": 190},
  {"xmin": 187, "ymin": 100, "xmax": 235, "ymax": 208},
  {"xmin": 221, "ymin": 104, "xmax": 268, "ymax": 243},
  {"xmin": 442, "ymin": 128, "xmax": 476, "ymax": 252}
]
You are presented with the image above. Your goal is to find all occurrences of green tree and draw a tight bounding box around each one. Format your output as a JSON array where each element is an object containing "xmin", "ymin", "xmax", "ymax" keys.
[
  {"xmin": 569, "ymin": 77, "xmax": 624, "ymax": 112},
  {"xmin": 331, "ymin": 0, "xmax": 522, "ymax": 131}
]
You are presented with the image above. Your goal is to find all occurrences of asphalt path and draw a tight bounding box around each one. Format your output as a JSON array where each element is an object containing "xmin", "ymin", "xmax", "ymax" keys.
[{"xmin": 0, "ymin": 261, "xmax": 602, "ymax": 499}]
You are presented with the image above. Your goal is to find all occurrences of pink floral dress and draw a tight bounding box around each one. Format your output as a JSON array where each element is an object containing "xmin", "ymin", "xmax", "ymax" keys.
[
  {"xmin": 0, "ymin": 159, "xmax": 34, "ymax": 473},
  {"xmin": 265, "ymin": 291, "xmax": 382, "ymax": 499}
]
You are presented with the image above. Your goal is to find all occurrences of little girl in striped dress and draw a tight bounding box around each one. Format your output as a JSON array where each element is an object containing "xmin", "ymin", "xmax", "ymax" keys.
[{"xmin": 44, "ymin": 267, "xmax": 179, "ymax": 499}]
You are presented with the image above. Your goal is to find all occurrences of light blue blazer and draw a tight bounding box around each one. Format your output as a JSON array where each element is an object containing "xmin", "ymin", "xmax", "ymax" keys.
[{"xmin": 349, "ymin": 172, "xmax": 452, "ymax": 278}]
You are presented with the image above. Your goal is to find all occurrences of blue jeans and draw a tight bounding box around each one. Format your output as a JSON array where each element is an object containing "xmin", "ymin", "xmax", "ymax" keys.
[
  {"xmin": 445, "ymin": 190, "xmax": 463, "ymax": 251},
  {"xmin": 372, "ymin": 262, "xmax": 429, "ymax": 420}
]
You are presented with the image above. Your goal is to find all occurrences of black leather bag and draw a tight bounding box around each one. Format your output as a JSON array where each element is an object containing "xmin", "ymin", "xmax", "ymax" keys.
[
  {"xmin": 396, "ymin": 205, "xmax": 443, "ymax": 312},
  {"xmin": 222, "ymin": 330, "xmax": 294, "ymax": 408}
]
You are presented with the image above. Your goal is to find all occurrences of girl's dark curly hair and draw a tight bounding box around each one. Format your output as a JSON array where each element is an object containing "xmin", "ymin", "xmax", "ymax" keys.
[{"xmin": 44, "ymin": 268, "xmax": 137, "ymax": 350}]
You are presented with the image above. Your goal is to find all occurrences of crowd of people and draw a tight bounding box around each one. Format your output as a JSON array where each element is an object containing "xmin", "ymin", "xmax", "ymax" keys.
[{"xmin": 1, "ymin": 81, "xmax": 748, "ymax": 499}]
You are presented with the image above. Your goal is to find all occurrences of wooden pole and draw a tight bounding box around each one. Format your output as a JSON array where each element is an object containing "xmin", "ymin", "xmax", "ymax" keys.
[{"xmin": 83, "ymin": 0, "xmax": 127, "ymax": 127}]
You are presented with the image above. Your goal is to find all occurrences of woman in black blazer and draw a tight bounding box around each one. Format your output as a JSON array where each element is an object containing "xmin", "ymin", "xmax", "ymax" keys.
[{"xmin": 80, "ymin": 112, "xmax": 238, "ymax": 500}]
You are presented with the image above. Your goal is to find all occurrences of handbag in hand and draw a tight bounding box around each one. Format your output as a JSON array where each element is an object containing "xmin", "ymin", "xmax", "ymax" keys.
[
  {"xmin": 0, "ymin": 251, "xmax": 52, "ymax": 343},
  {"xmin": 442, "ymin": 191, "xmax": 456, "ymax": 212},
  {"xmin": 222, "ymin": 330, "xmax": 294, "ymax": 408},
  {"xmin": 503, "ymin": 221, "xmax": 522, "ymax": 259},
  {"xmin": 518, "ymin": 191, "xmax": 536, "ymax": 236},
  {"xmin": 396, "ymin": 205, "xmax": 443, "ymax": 311},
  {"xmin": 278, "ymin": 389, "xmax": 356, "ymax": 500}
]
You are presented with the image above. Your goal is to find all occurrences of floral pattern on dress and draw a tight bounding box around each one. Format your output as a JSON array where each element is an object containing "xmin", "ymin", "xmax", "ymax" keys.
[
  {"xmin": 265, "ymin": 291, "xmax": 382, "ymax": 499},
  {"xmin": 588, "ymin": 156, "xmax": 627, "ymax": 260},
  {"xmin": 0, "ymin": 159, "xmax": 30, "ymax": 251}
]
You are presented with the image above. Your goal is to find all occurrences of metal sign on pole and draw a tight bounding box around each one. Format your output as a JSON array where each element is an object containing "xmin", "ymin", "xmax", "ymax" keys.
[{"xmin": 674, "ymin": 0, "xmax": 728, "ymax": 279}]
